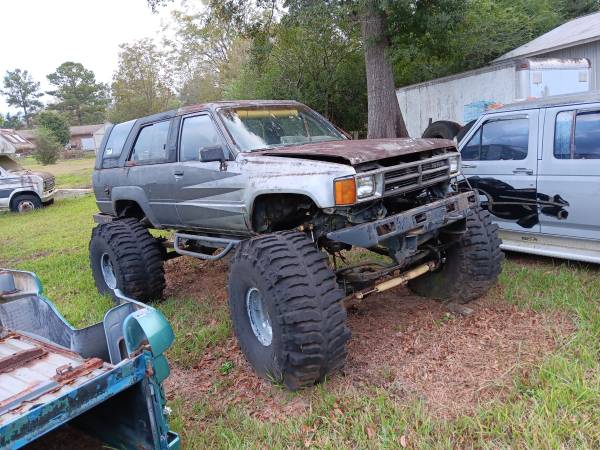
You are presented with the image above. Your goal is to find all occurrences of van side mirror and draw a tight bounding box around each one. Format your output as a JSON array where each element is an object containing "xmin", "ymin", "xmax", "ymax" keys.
[{"xmin": 199, "ymin": 146, "xmax": 227, "ymax": 162}]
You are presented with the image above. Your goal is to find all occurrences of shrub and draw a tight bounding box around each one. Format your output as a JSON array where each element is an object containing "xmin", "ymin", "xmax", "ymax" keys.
[
  {"xmin": 34, "ymin": 127, "xmax": 60, "ymax": 165},
  {"xmin": 36, "ymin": 110, "xmax": 70, "ymax": 146}
]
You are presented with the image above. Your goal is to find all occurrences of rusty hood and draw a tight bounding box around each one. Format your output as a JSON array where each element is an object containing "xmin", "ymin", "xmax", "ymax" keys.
[{"xmin": 254, "ymin": 138, "xmax": 456, "ymax": 165}]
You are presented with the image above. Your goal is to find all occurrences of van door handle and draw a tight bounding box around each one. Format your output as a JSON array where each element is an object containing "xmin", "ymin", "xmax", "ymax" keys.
[
  {"xmin": 461, "ymin": 163, "xmax": 477, "ymax": 169},
  {"xmin": 174, "ymin": 170, "xmax": 184, "ymax": 177},
  {"xmin": 513, "ymin": 168, "xmax": 534, "ymax": 175}
]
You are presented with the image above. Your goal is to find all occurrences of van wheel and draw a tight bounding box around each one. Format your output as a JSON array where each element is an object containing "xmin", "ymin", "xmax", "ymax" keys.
[
  {"xmin": 408, "ymin": 207, "xmax": 503, "ymax": 303},
  {"xmin": 228, "ymin": 231, "xmax": 350, "ymax": 390},
  {"xmin": 10, "ymin": 194, "xmax": 42, "ymax": 213},
  {"xmin": 89, "ymin": 218, "xmax": 165, "ymax": 302}
]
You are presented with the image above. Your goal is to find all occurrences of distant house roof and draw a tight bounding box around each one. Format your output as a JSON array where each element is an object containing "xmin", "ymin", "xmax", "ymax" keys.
[
  {"xmin": 495, "ymin": 11, "xmax": 600, "ymax": 63},
  {"xmin": 15, "ymin": 129, "xmax": 36, "ymax": 140},
  {"xmin": 0, "ymin": 128, "xmax": 35, "ymax": 151},
  {"xmin": 69, "ymin": 124, "xmax": 105, "ymax": 136}
]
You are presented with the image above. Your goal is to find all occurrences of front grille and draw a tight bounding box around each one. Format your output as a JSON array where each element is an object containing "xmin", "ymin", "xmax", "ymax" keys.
[
  {"xmin": 382, "ymin": 154, "xmax": 451, "ymax": 196},
  {"xmin": 43, "ymin": 177, "xmax": 55, "ymax": 192}
]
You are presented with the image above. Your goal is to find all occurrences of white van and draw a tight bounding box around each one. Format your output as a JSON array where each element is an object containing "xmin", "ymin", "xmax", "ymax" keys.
[
  {"xmin": 0, "ymin": 155, "xmax": 55, "ymax": 212},
  {"xmin": 457, "ymin": 91, "xmax": 600, "ymax": 263}
]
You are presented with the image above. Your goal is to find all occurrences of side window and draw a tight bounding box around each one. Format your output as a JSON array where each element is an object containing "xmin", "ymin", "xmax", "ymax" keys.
[
  {"xmin": 130, "ymin": 120, "xmax": 171, "ymax": 163},
  {"xmin": 480, "ymin": 118, "xmax": 528, "ymax": 161},
  {"xmin": 102, "ymin": 119, "xmax": 135, "ymax": 168},
  {"xmin": 180, "ymin": 115, "xmax": 225, "ymax": 162},
  {"xmin": 461, "ymin": 127, "xmax": 481, "ymax": 161},
  {"xmin": 554, "ymin": 111, "xmax": 573, "ymax": 159},
  {"xmin": 553, "ymin": 109, "xmax": 600, "ymax": 159},
  {"xmin": 574, "ymin": 111, "xmax": 600, "ymax": 159}
]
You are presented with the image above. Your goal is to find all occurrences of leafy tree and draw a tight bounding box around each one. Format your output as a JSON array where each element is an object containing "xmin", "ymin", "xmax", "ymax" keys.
[
  {"xmin": 46, "ymin": 62, "xmax": 109, "ymax": 125},
  {"xmin": 1, "ymin": 112, "xmax": 23, "ymax": 129},
  {"xmin": 164, "ymin": 8, "xmax": 247, "ymax": 103},
  {"xmin": 34, "ymin": 126, "xmax": 60, "ymax": 165},
  {"xmin": 109, "ymin": 39, "xmax": 179, "ymax": 123},
  {"xmin": 225, "ymin": 3, "xmax": 367, "ymax": 133},
  {"xmin": 36, "ymin": 110, "xmax": 70, "ymax": 146},
  {"xmin": 1, "ymin": 69, "xmax": 43, "ymax": 127}
]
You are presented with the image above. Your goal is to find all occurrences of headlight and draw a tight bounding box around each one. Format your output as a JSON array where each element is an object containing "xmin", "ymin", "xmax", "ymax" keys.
[
  {"xmin": 356, "ymin": 175, "xmax": 376, "ymax": 198},
  {"xmin": 449, "ymin": 155, "xmax": 460, "ymax": 174}
]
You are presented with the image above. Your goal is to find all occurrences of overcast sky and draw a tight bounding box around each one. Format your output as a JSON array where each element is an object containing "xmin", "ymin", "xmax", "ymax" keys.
[{"xmin": 0, "ymin": 0, "xmax": 175, "ymax": 113}]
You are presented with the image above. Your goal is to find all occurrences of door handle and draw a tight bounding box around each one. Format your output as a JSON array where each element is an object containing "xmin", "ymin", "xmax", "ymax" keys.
[
  {"xmin": 512, "ymin": 168, "xmax": 534, "ymax": 175},
  {"xmin": 461, "ymin": 163, "xmax": 477, "ymax": 169},
  {"xmin": 174, "ymin": 170, "xmax": 184, "ymax": 177}
]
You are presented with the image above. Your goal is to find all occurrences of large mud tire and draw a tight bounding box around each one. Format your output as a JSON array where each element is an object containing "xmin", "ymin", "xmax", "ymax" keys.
[
  {"xmin": 228, "ymin": 231, "xmax": 350, "ymax": 390},
  {"xmin": 422, "ymin": 120, "xmax": 462, "ymax": 140},
  {"xmin": 89, "ymin": 218, "xmax": 165, "ymax": 302},
  {"xmin": 407, "ymin": 207, "xmax": 503, "ymax": 303}
]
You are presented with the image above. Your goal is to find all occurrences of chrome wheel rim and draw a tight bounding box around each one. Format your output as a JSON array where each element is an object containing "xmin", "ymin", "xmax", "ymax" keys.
[
  {"xmin": 100, "ymin": 253, "xmax": 117, "ymax": 290},
  {"xmin": 18, "ymin": 200, "xmax": 35, "ymax": 212},
  {"xmin": 246, "ymin": 287, "xmax": 272, "ymax": 346}
]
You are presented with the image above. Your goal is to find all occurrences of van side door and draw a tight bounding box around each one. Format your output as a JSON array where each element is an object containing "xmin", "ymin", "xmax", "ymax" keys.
[
  {"xmin": 459, "ymin": 109, "xmax": 541, "ymax": 232},
  {"xmin": 538, "ymin": 103, "xmax": 600, "ymax": 240}
]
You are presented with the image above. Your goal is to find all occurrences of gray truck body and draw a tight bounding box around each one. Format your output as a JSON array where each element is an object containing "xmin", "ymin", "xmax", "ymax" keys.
[
  {"xmin": 458, "ymin": 91, "xmax": 600, "ymax": 263},
  {"xmin": 93, "ymin": 100, "xmax": 465, "ymax": 242}
]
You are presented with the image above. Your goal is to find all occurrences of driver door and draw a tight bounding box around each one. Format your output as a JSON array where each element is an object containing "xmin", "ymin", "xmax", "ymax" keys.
[
  {"xmin": 174, "ymin": 113, "xmax": 246, "ymax": 232},
  {"xmin": 459, "ymin": 110, "xmax": 540, "ymax": 232}
]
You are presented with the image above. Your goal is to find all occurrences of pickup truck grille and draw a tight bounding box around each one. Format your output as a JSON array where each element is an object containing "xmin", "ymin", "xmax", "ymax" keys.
[
  {"xmin": 43, "ymin": 177, "xmax": 55, "ymax": 192},
  {"xmin": 382, "ymin": 154, "xmax": 452, "ymax": 196}
]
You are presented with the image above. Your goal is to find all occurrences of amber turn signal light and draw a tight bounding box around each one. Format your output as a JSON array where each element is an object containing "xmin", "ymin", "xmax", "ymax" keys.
[{"xmin": 334, "ymin": 178, "xmax": 357, "ymax": 205}]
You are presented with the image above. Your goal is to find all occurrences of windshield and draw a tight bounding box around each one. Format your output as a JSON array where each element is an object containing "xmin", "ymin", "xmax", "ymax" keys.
[
  {"xmin": 0, "ymin": 155, "xmax": 24, "ymax": 172},
  {"xmin": 218, "ymin": 105, "xmax": 344, "ymax": 152}
]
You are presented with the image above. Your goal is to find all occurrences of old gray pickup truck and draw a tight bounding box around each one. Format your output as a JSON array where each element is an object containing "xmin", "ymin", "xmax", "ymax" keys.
[{"xmin": 90, "ymin": 100, "xmax": 502, "ymax": 389}]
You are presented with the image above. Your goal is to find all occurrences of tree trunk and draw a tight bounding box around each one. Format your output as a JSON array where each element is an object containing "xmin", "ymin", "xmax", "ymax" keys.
[{"xmin": 361, "ymin": 1, "xmax": 408, "ymax": 139}]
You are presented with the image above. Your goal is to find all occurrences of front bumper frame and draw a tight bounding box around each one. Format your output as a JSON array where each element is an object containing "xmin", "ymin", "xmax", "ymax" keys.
[{"xmin": 326, "ymin": 191, "xmax": 478, "ymax": 248}]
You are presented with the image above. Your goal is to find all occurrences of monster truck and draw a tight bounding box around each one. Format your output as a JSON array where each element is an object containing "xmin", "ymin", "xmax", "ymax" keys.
[{"xmin": 89, "ymin": 100, "xmax": 502, "ymax": 390}]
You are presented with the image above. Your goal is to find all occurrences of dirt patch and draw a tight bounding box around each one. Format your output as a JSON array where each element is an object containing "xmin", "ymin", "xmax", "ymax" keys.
[
  {"xmin": 340, "ymin": 287, "xmax": 573, "ymax": 416},
  {"xmin": 164, "ymin": 256, "xmax": 229, "ymax": 302},
  {"xmin": 163, "ymin": 260, "xmax": 574, "ymax": 421}
]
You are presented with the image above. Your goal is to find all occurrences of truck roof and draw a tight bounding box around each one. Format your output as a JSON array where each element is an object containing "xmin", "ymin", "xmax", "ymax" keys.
[
  {"xmin": 128, "ymin": 99, "xmax": 305, "ymax": 127},
  {"xmin": 492, "ymin": 90, "xmax": 600, "ymax": 113}
]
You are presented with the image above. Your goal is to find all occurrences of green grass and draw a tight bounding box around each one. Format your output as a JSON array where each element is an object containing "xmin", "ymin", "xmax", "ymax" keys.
[
  {"xmin": 21, "ymin": 155, "xmax": 94, "ymax": 189},
  {"xmin": 1, "ymin": 198, "xmax": 599, "ymax": 448}
]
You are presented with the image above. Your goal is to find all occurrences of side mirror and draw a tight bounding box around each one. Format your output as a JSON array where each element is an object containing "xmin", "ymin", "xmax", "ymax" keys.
[{"xmin": 199, "ymin": 145, "xmax": 227, "ymax": 162}]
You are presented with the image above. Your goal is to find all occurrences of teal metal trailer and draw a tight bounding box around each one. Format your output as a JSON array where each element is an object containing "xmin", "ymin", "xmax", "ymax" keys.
[{"xmin": 0, "ymin": 269, "xmax": 180, "ymax": 449}]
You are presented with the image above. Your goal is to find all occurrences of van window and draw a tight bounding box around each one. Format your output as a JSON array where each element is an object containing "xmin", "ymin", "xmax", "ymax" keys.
[
  {"xmin": 574, "ymin": 111, "xmax": 600, "ymax": 159},
  {"xmin": 554, "ymin": 111, "xmax": 573, "ymax": 159},
  {"xmin": 130, "ymin": 120, "xmax": 171, "ymax": 163},
  {"xmin": 554, "ymin": 110, "xmax": 600, "ymax": 159},
  {"xmin": 462, "ymin": 128, "xmax": 481, "ymax": 160},
  {"xmin": 461, "ymin": 118, "xmax": 528, "ymax": 161},
  {"xmin": 102, "ymin": 120, "xmax": 135, "ymax": 168}
]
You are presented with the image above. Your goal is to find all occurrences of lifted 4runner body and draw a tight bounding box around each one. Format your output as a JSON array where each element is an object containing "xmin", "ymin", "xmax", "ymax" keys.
[{"xmin": 90, "ymin": 100, "xmax": 502, "ymax": 389}]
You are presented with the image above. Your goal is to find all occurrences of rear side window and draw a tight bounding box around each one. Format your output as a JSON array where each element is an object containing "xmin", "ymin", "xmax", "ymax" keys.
[
  {"xmin": 102, "ymin": 120, "xmax": 135, "ymax": 167},
  {"xmin": 555, "ymin": 110, "xmax": 600, "ymax": 159},
  {"xmin": 461, "ymin": 118, "xmax": 528, "ymax": 161},
  {"xmin": 130, "ymin": 120, "xmax": 171, "ymax": 163},
  {"xmin": 180, "ymin": 115, "xmax": 225, "ymax": 162}
]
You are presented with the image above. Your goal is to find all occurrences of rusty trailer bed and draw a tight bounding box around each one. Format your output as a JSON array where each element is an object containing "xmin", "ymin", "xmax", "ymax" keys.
[
  {"xmin": 0, "ymin": 269, "xmax": 179, "ymax": 450},
  {"xmin": 0, "ymin": 330, "xmax": 109, "ymax": 428}
]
